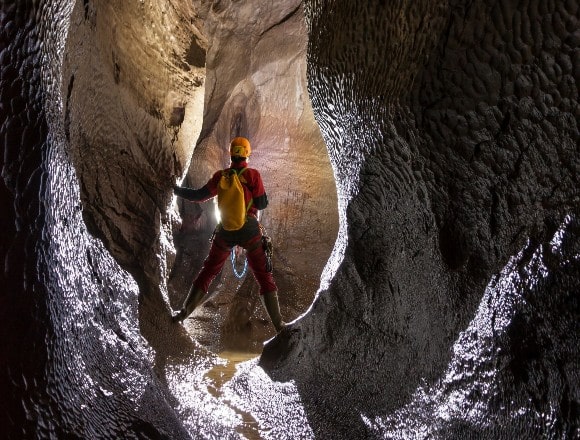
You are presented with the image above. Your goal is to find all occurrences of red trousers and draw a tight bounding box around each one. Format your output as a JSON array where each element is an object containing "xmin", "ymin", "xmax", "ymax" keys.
[{"xmin": 192, "ymin": 217, "xmax": 277, "ymax": 295}]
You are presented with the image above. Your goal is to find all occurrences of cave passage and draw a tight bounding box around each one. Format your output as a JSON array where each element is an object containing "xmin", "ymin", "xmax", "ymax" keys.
[
  {"xmin": 59, "ymin": 0, "xmax": 339, "ymax": 436},
  {"xmin": 3, "ymin": 0, "xmax": 579, "ymax": 438}
]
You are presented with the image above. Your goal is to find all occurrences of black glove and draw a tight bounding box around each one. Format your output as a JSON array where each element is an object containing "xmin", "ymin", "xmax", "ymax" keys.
[
  {"xmin": 173, "ymin": 185, "xmax": 210, "ymax": 201},
  {"xmin": 173, "ymin": 185, "xmax": 188, "ymax": 198}
]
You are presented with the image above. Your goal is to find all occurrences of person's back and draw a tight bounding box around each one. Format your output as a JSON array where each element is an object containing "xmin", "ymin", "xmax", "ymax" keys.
[{"xmin": 172, "ymin": 137, "xmax": 285, "ymax": 332}]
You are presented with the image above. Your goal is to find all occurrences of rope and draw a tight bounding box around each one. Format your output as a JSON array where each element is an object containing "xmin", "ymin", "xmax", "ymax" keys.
[{"xmin": 230, "ymin": 247, "xmax": 248, "ymax": 279}]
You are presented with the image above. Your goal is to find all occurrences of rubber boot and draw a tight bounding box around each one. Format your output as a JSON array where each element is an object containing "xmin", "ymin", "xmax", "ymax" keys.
[
  {"xmin": 260, "ymin": 291, "xmax": 286, "ymax": 332},
  {"xmin": 173, "ymin": 286, "xmax": 205, "ymax": 323}
]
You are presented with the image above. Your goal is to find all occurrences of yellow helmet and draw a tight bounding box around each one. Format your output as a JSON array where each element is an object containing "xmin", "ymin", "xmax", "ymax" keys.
[{"xmin": 229, "ymin": 137, "xmax": 251, "ymax": 158}]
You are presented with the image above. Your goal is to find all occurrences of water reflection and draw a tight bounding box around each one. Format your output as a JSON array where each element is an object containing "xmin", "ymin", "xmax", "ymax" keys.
[{"xmin": 206, "ymin": 351, "xmax": 262, "ymax": 438}]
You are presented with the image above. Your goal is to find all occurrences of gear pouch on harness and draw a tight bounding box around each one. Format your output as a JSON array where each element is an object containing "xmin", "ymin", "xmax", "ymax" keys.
[{"xmin": 217, "ymin": 168, "xmax": 253, "ymax": 231}]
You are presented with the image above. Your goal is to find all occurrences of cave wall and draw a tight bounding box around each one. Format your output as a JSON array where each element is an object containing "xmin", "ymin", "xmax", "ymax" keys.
[
  {"xmin": 1, "ymin": 0, "xmax": 579, "ymax": 438},
  {"xmin": 263, "ymin": 0, "xmax": 579, "ymax": 437},
  {"xmin": 62, "ymin": 0, "xmax": 208, "ymax": 294},
  {"xmin": 59, "ymin": 0, "xmax": 225, "ymax": 380},
  {"xmin": 0, "ymin": 1, "xmax": 194, "ymax": 438}
]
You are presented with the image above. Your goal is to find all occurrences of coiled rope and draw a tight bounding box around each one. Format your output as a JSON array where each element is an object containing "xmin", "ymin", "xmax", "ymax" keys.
[{"xmin": 230, "ymin": 247, "xmax": 248, "ymax": 279}]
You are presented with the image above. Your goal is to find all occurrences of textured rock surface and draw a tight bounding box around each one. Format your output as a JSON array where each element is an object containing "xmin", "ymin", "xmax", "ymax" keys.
[
  {"xmin": 0, "ymin": 2, "xmax": 193, "ymax": 438},
  {"xmin": 62, "ymin": 0, "xmax": 207, "ymax": 292},
  {"xmin": 1, "ymin": 0, "xmax": 579, "ymax": 439},
  {"xmin": 263, "ymin": 0, "xmax": 579, "ymax": 437}
]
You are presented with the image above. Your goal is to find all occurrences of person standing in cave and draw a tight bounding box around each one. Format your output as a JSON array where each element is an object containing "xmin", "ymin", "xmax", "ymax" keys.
[{"xmin": 172, "ymin": 136, "xmax": 286, "ymax": 333}]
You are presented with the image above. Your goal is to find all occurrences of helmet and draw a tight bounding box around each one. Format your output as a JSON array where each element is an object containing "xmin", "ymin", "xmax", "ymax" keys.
[{"xmin": 229, "ymin": 137, "xmax": 251, "ymax": 158}]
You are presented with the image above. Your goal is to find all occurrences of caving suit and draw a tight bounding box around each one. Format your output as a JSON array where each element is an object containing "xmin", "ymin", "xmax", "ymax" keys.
[{"xmin": 174, "ymin": 161, "xmax": 277, "ymax": 296}]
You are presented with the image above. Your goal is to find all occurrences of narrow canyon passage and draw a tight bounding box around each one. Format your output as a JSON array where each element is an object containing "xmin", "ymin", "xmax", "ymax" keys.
[
  {"xmin": 2, "ymin": 1, "xmax": 579, "ymax": 439},
  {"xmin": 56, "ymin": 0, "xmax": 339, "ymax": 437}
]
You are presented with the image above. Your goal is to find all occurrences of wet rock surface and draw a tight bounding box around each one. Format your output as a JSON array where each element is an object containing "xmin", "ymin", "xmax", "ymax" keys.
[
  {"xmin": 265, "ymin": 0, "xmax": 579, "ymax": 437},
  {"xmin": 1, "ymin": 0, "xmax": 579, "ymax": 439}
]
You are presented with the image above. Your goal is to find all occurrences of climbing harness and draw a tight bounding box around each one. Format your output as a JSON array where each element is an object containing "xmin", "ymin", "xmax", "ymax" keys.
[
  {"xmin": 230, "ymin": 246, "xmax": 248, "ymax": 279},
  {"xmin": 229, "ymin": 225, "xmax": 273, "ymax": 278}
]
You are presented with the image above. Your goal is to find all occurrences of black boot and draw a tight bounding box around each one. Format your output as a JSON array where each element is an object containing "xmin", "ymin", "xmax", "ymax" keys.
[
  {"xmin": 260, "ymin": 291, "xmax": 286, "ymax": 332},
  {"xmin": 173, "ymin": 286, "xmax": 205, "ymax": 323}
]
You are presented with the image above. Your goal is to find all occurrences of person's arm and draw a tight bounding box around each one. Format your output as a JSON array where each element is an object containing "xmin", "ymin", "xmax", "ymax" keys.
[
  {"xmin": 173, "ymin": 185, "xmax": 211, "ymax": 202},
  {"xmin": 251, "ymin": 169, "xmax": 269, "ymax": 210},
  {"xmin": 253, "ymin": 192, "xmax": 268, "ymax": 210},
  {"xmin": 174, "ymin": 171, "xmax": 221, "ymax": 202}
]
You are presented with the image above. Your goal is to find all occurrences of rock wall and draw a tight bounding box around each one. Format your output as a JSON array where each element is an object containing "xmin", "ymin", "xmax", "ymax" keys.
[
  {"xmin": 1, "ymin": 1, "xmax": 192, "ymax": 438},
  {"xmin": 263, "ymin": 0, "xmax": 579, "ymax": 437},
  {"xmin": 62, "ymin": 0, "xmax": 207, "ymax": 292}
]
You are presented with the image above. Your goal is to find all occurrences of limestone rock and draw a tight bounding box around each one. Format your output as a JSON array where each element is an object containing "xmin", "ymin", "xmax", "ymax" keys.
[{"xmin": 1, "ymin": 0, "xmax": 579, "ymax": 438}]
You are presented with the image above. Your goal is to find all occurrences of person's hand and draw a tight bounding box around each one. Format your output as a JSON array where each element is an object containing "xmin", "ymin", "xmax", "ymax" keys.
[{"xmin": 172, "ymin": 185, "xmax": 208, "ymax": 201}]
